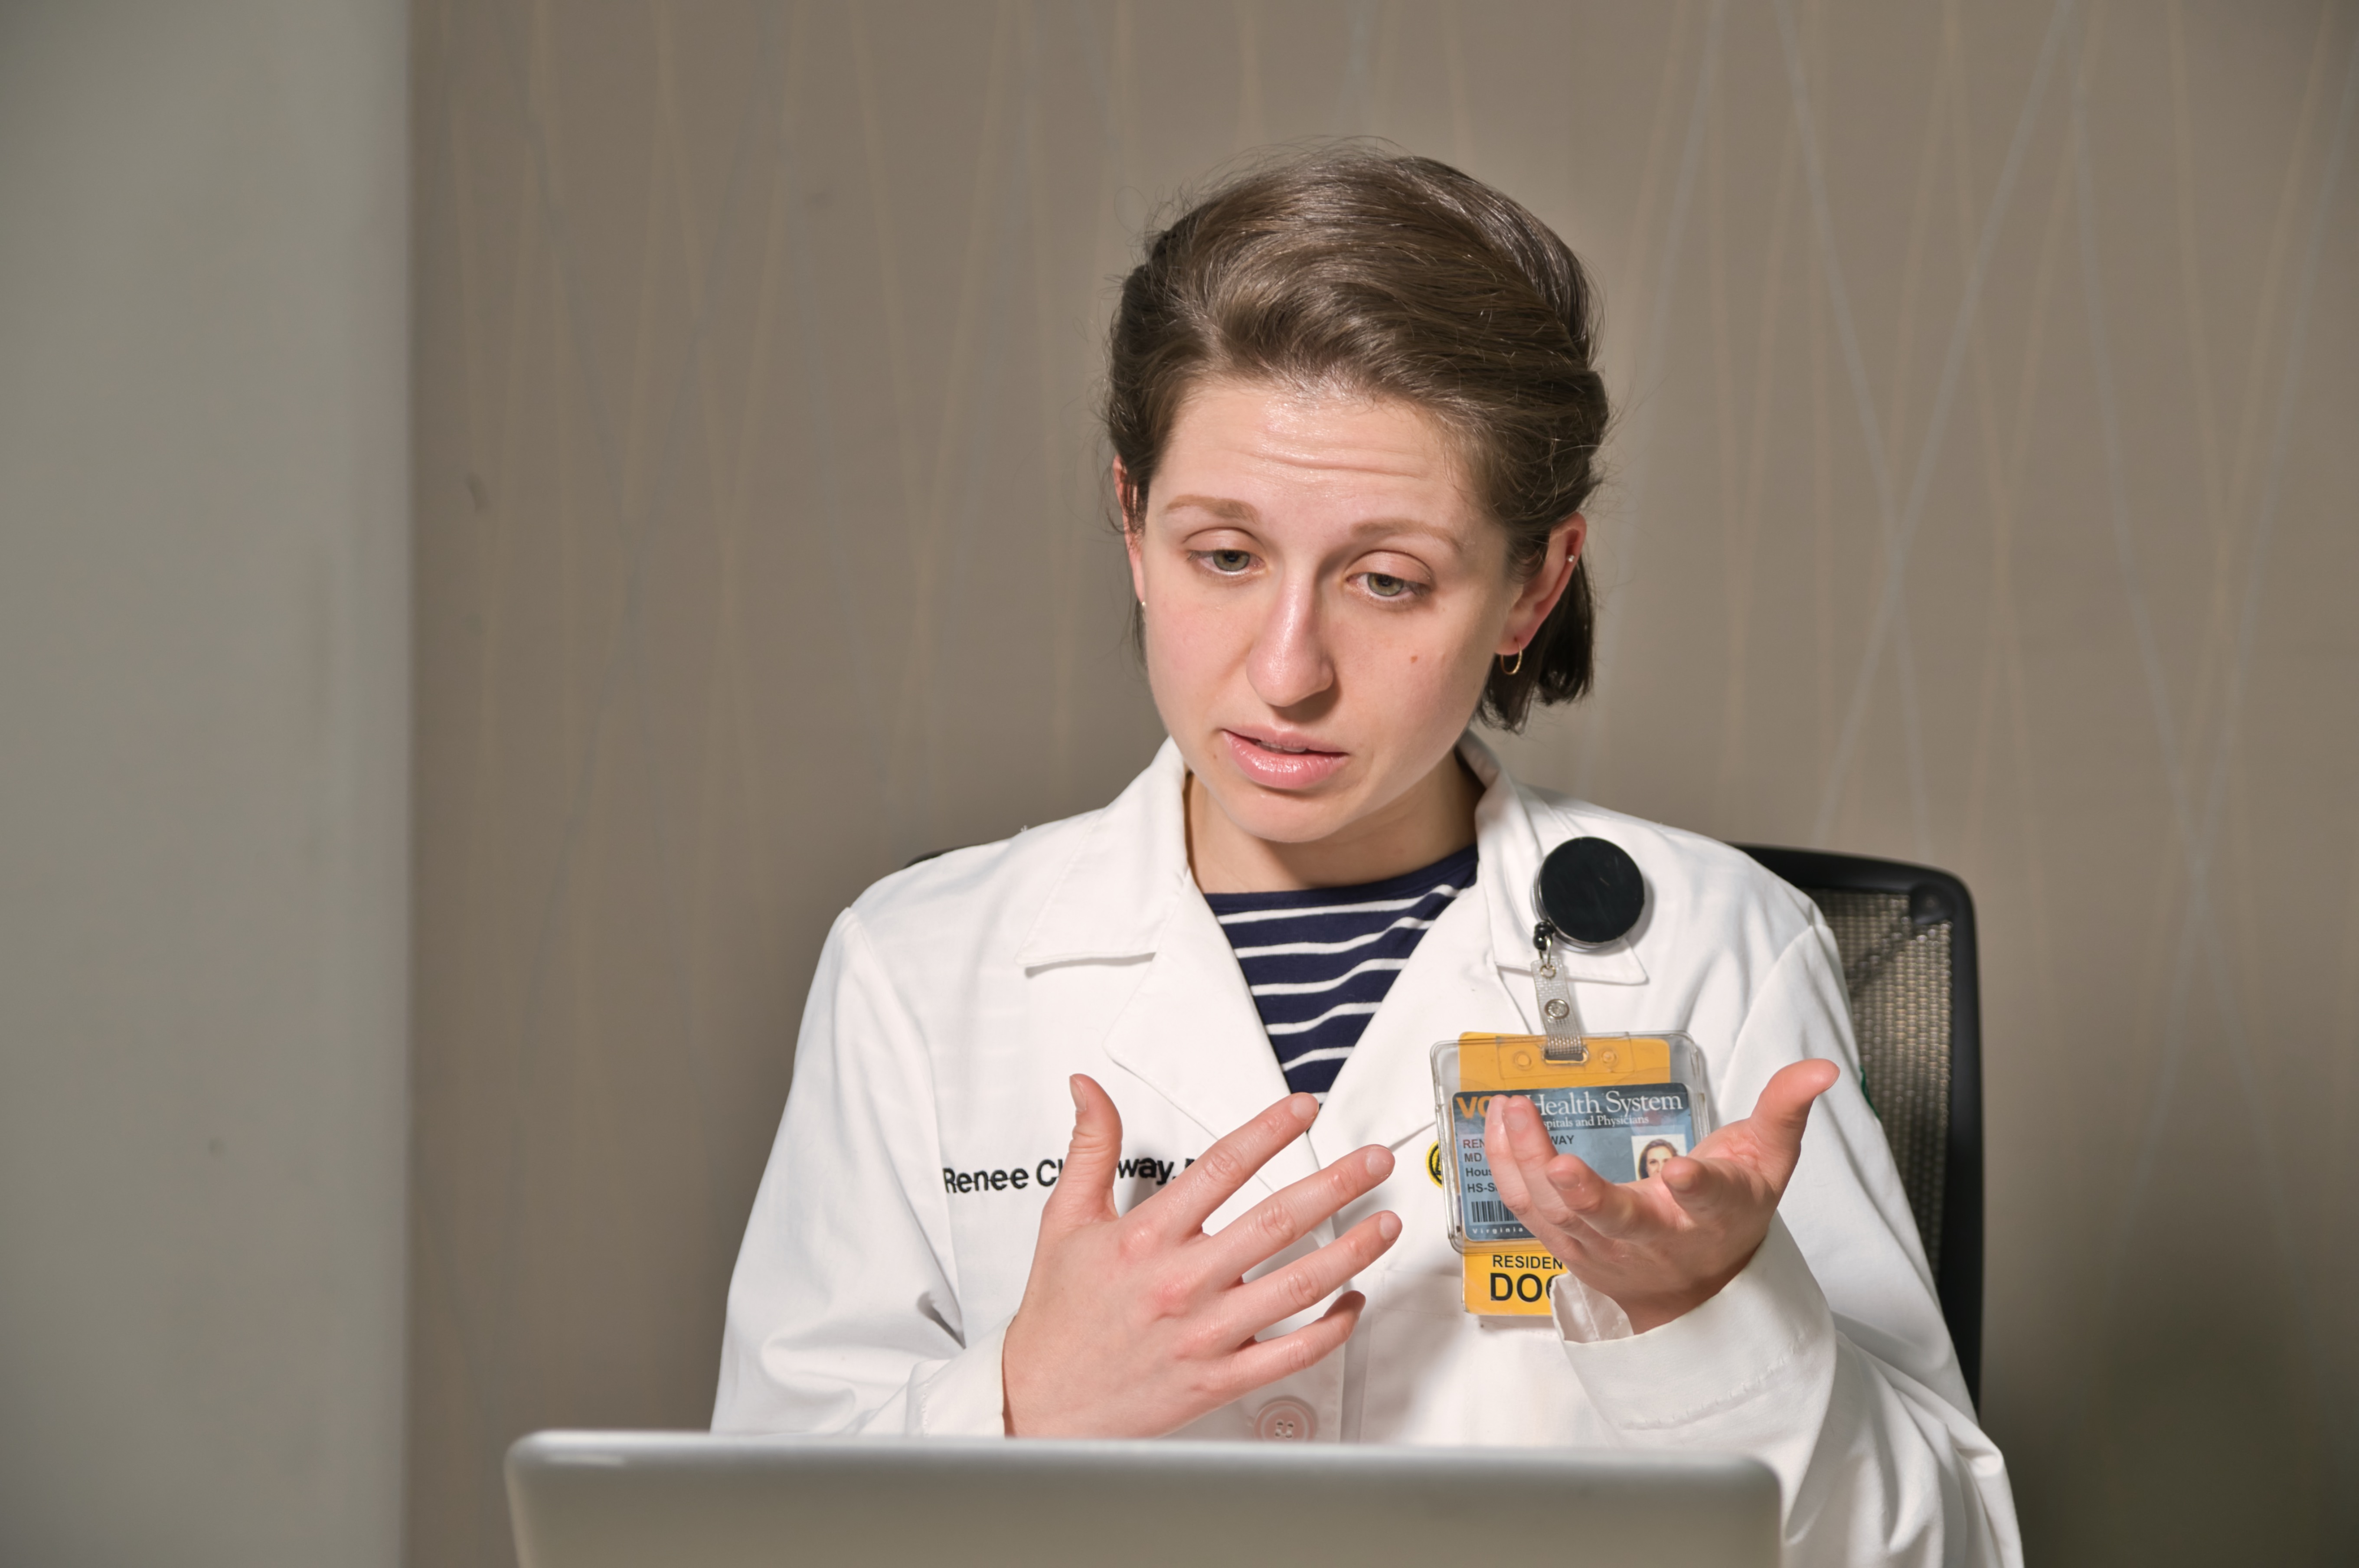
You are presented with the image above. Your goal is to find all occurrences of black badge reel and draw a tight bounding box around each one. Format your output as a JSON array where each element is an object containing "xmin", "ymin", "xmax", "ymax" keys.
[{"xmin": 1430, "ymin": 836, "xmax": 1714, "ymax": 1315}]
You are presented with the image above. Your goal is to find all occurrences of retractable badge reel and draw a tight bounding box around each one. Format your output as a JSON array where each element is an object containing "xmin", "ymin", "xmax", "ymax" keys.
[{"xmin": 1430, "ymin": 838, "xmax": 1715, "ymax": 1316}]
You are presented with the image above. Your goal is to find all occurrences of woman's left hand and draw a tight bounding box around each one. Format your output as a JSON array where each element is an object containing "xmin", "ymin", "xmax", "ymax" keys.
[{"xmin": 1483, "ymin": 1058, "xmax": 1841, "ymax": 1333}]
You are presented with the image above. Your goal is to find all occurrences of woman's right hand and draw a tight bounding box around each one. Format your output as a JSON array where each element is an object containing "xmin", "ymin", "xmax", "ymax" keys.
[{"xmin": 1000, "ymin": 1074, "xmax": 1401, "ymax": 1437}]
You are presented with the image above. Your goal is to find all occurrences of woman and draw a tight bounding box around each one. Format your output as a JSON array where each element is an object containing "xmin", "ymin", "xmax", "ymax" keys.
[{"xmin": 715, "ymin": 151, "xmax": 2018, "ymax": 1567}]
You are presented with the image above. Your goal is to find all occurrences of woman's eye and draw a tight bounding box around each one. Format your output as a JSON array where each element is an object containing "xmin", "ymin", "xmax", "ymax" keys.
[
  {"xmin": 1364, "ymin": 572, "xmax": 1412, "ymax": 599},
  {"xmin": 1206, "ymin": 549, "xmax": 1253, "ymax": 574}
]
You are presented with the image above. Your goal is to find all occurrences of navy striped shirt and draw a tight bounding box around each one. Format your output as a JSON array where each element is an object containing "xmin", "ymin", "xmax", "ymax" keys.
[{"xmin": 1205, "ymin": 845, "xmax": 1479, "ymax": 1099}]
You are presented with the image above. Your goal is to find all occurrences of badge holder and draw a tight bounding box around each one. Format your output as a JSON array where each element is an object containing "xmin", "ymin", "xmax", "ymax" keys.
[{"xmin": 1429, "ymin": 838, "xmax": 1715, "ymax": 1317}]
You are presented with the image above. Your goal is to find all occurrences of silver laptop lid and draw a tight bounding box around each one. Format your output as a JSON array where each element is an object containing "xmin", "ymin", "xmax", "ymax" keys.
[{"xmin": 508, "ymin": 1431, "xmax": 1779, "ymax": 1568}]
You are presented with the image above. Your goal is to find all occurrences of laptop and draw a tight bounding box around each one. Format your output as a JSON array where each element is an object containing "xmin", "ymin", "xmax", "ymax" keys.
[{"xmin": 507, "ymin": 1430, "xmax": 1781, "ymax": 1568}]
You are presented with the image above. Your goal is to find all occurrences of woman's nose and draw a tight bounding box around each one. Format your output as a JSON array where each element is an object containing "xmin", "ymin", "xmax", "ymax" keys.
[{"xmin": 1245, "ymin": 582, "xmax": 1336, "ymax": 710}]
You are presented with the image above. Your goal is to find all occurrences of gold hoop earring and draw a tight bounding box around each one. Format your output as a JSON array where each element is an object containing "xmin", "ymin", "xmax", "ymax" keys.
[{"xmin": 1500, "ymin": 648, "xmax": 1523, "ymax": 676}]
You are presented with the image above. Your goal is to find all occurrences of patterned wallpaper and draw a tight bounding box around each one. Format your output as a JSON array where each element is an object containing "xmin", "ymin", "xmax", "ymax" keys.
[{"xmin": 410, "ymin": 3, "xmax": 2359, "ymax": 1562}]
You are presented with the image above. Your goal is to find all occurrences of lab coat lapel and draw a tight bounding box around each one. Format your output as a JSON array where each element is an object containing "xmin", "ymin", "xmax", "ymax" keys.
[
  {"xmin": 1101, "ymin": 894, "xmax": 1320, "ymax": 1195},
  {"xmin": 1014, "ymin": 745, "xmax": 1189, "ymax": 968},
  {"xmin": 1017, "ymin": 739, "xmax": 1319, "ymax": 1197},
  {"xmin": 1461, "ymin": 732, "xmax": 1647, "ymax": 990}
]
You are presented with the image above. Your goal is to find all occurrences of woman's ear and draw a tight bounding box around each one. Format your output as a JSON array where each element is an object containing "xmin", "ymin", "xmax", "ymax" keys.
[
  {"xmin": 1498, "ymin": 513, "xmax": 1586, "ymax": 655},
  {"xmin": 1116, "ymin": 457, "xmax": 1149, "ymax": 603}
]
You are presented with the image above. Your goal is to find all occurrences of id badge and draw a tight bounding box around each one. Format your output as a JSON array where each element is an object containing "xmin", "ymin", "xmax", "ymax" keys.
[{"xmin": 1431, "ymin": 1032, "xmax": 1714, "ymax": 1316}]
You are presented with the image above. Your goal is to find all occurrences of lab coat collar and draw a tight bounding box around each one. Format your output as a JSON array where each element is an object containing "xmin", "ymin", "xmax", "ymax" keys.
[
  {"xmin": 1014, "ymin": 732, "xmax": 1649, "ymax": 988},
  {"xmin": 1013, "ymin": 740, "xmax": 1194, "ymax": 969},
  {"xmin": 1459, "ymin": 732, "xmax": 1648, "ymax": 990},
  {"xmin": 1309, "ymin": 735, "xmax": 1647, "ymax": 1159},
  {"xmin": 1098, "ymin": 878, "xmax": 1321, "ymax": 1193},
  {"xmin": 1017, "ymin": 740, "xmax": 1316, "ymax": 1191},
  {"xmin": 1010, "ymin": 733, "xmax": 1648, "ymax": 1175}
]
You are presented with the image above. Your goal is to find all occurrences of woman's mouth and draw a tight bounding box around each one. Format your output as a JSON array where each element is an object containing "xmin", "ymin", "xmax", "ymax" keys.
[{"xmin": 1220, "ymin": 728, "xmax": 1349, "ymax": 790}]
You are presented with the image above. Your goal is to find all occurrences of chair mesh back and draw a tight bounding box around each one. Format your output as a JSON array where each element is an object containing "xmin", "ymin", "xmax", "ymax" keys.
[{"xmin": 1809, "ymin": 891, "xmax": 1953, "ymax": 1274}]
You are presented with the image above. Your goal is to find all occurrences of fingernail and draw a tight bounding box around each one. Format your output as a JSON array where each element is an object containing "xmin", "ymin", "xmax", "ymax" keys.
[
  {"xmin": 1068, "ymin": 1077, "xmax": 1084, "ymax": 1111},
  {"xmin": 1377, "ymin": 1212, "xmax": 1401, "ymax": 1241},
  {"xmin": 1362, "ymin": 1147, "xmax": 1392, "ymax": 1177},
  {"xmin": 1293, "ymin": 1094, "xmax": 1319, "ymax": 1124}
]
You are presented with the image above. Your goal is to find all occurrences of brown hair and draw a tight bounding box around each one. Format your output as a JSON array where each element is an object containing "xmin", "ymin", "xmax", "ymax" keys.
[{"xmin": 1104, "ymin": 148, "xmax": 1609, "ymax": 728}]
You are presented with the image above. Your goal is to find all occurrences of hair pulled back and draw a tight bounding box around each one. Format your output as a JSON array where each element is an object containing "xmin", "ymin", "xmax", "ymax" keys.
[{"xmin": 1104, "ymin": 148, "xmax": 1609, "ymax": 728}]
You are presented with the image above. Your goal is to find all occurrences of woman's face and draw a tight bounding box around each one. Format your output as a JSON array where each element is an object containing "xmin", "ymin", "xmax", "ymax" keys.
[
  {"xmin": 1643, "ymin": 1143, "xmax": 1676, "ymax": 1179},
  {"xmin": 1126, "ymin": 379, "xmax": 1579, "ymax": 852}
]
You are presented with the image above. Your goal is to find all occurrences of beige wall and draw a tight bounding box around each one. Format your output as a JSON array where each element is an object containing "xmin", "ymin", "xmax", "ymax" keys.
[
  {"xmin": 0, "ymin": 2, "xmax": 410, "ymax": 1565},
  {"xmin": 412, "ymin": 2, "xmax": 2359, "ymax": 1563}
]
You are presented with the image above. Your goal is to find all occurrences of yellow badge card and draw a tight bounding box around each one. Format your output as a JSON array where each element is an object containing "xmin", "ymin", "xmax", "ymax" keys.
[
  {"xmin": 1464, "ymin": 1245, "xmax": 1566, "ymax": 1313},
  {"xmin": 1440, "ymin": 1032, "xmax": 1695, "ymax": 1316}
]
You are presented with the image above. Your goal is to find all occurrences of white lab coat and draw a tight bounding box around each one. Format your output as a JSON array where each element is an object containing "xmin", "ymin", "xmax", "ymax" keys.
[{"xmin": 715, "ymin": 735, "xmax": 2021, "ymax": 1568}]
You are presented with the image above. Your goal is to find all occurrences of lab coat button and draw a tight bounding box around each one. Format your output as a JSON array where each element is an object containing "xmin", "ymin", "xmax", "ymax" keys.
[{"xmin": 1253, "ymin": 1397, "xmax": 1316, "ymax": 1442}]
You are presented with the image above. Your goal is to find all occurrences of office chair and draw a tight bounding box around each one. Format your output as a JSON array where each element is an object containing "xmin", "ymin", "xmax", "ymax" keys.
[{"xmin": 1735, "ymin": 846, "xmax": 1983, "ymax": 1410}]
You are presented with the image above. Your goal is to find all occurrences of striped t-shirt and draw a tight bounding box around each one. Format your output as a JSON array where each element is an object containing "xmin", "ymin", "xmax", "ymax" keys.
[{"xmin": 1204, "ymin": 845, "xmax": 1479, "ymax": 1099}]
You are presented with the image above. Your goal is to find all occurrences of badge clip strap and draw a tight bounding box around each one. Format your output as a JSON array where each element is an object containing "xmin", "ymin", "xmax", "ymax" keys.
[{"xmin": 1532, "ymin": 921, "xmax": 1587, "ymax": 1063}]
